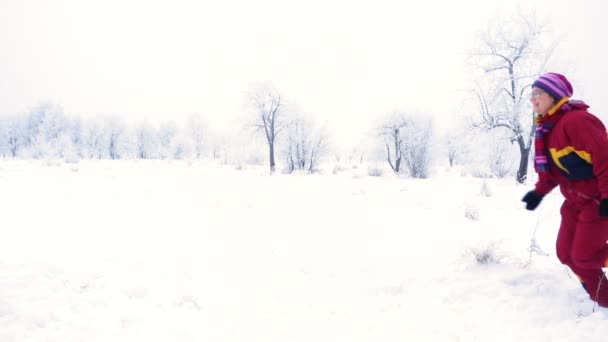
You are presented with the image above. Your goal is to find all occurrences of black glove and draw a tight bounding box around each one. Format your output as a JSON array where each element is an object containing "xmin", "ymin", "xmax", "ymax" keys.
[
  {"xmin": 522, "ymin": 191, "xmax": 543, "ymax": 211},
  {"xmin": 599, "ymin": 199, "xmax": 608, "ymax": 217}
]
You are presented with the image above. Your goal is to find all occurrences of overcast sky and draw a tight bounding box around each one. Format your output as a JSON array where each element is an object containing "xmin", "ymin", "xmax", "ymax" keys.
[{"xmin": 0, "ymin": 0, "xmax": 607, "ymax": 147}]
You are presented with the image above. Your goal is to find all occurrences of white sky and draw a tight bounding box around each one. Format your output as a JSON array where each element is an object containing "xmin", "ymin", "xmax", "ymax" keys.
[{"xmin": 0, "ymin": 0, "xmax": 607, "ymax": 146}]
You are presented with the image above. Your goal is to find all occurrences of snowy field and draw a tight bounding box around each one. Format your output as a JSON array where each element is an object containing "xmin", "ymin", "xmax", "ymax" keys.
[{"xmin": 1, "ymin": 159, "xmax": 608, "ymax": 341}]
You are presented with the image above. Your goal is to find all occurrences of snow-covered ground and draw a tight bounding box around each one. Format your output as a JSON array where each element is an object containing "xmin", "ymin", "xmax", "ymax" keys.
[{"xmin": 1, "ymin": 159, "xmax": 607, "ymax": 341}]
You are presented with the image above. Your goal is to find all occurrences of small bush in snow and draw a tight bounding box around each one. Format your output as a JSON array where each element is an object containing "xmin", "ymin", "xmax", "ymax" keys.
[
  {"xmin": 469, "ymin": 242, "xmax": 502, "ymax": 265},
  {"xmin": 471, "ymin": 248, "xmax": 499, "ymax": 265},
  {"xmin": 464, "ymin": 205, "xmax": 480, "ymax": 221},
  {"xmin": 480, "ymin": 181, "xmax": 492, "ymax": 197},
  {"xmin": 527, "ymin": 237, "xmax": 549, "ymax": 257},
  {"xmin": 368, "ymin": 166, "xmax": 384, "ymax": 177}
]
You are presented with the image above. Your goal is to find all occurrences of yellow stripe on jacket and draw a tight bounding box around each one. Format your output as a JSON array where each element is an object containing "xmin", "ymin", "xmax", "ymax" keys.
[{"xmin": 549, "ymin": 147, "xmax": 592, "ymax": 174}]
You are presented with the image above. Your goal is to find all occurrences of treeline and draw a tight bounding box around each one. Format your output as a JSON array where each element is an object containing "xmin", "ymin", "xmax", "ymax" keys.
[{"xmin": 0, "ymin": 103, "xmax": 208, "ymax": 162}]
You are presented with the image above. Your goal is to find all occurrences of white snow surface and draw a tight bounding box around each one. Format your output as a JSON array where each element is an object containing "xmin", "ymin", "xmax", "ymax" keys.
[{"xmin": 1, "ymin": 160, "xmax": 607, "ymax": 341}]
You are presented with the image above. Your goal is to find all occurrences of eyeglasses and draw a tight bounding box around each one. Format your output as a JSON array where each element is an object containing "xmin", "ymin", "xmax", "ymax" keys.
[{"xmin": 530, "ymin": 89, "xmax": 545, "ymax": 98}]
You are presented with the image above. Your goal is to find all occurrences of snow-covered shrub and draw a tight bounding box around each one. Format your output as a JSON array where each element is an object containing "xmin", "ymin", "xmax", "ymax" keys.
[
  {"xmin": 527, "ymin": 237, "xmax": 549, "ymax": 257},
  {"xmin": 472, "ymin": 247, "xmax": 498, "ymax": 264},
  {"xmin": 469, "ymin": 242, "xmax": 502, "ymax": 265},
  {"xmin": 464, "ymin": 205, "xmax": 480, "ymax": 221}
]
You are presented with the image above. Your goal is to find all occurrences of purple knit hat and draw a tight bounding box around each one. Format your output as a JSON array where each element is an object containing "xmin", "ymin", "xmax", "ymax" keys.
[{"xmin": 532, "ymin": 72, "xmax": 573, "ymax": 101}]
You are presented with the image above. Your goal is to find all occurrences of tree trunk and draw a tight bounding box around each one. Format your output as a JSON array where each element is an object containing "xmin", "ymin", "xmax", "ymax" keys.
[
  {"xmin": 269, "ymin": 142, "xmax": 275, "ymax": 173},
  {"xmin": 394, "ymin": 130, "xmax": 400, "ymax": 173},
  {"xmin": 386, "ymin": 141, "xmax": 396, "ymax": 172},
  {"xmin": 387, "ymin": 156, "xmax": 395, "ymax": 172},
  {"xmin": 516, "ymin": 137, "xmax": 531, "ymax": 184},
  {"xmin": 288, "ymin": 155, "xmax": 294, "ymax": 173}
]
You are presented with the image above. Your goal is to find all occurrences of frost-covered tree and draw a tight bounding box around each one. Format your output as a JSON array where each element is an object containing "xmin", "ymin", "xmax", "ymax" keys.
[
  {"xmin": 106, "ymin": 118, "xmax": 127, "ymax": 160},
  {"xmin": 447, "ymin": 135, "xmax": 459, "ymax": 167},
  {"xmin": 23, "ymin": 102, "xmax": 70, "ymax": 158},
  {"xmin": 445, "ymin": 125, "xmax": 471, "ymax": 168},
  {"xmin": 81, "ymin": 119, "xmax": 110, "ymax": 159},
  {"xmin": 157, "ymin": 122, "xmax": 178, "ymax": 159},
  {"xmin": 378, "ymin": 112, "xmax": 432, "ymax": 178},
  {"xmin": 402, "ymin": 117, "xmax": 433, "ymax": 179},
  {"xmin": 378, "ymin": 112, "xmax": 409, "ymax": 173},
  {"xmin": 169, "ymin": 133, "xmax": 195, "ymax": 160},
  {"xmin": 208, "ymin": 131, "xmax": 224, "ymax": 160},
  {"xmin": 134, "ymin": 123, "xmax": 159, "ymax": 159},
  {"xmin": 469, "ymin": 12, "xmax": 557, "ymax": 183},
  {"xmin": 187, "ymin": 115, "xmax": 206, "ymax": 159},
  {"xmin": 284, "ymin": 113, "xmax": 329, "ymax": 173},
  {"xmin": 0, "ymin": 118, "xmax": 23, "ymax": 158},
  {"xmin": 249, "ymin": 84, "xmax": 286, "ymax": 173},
  {"xmin": 56, "ymin": 131, "xmax": 79, "ymax": 163}
]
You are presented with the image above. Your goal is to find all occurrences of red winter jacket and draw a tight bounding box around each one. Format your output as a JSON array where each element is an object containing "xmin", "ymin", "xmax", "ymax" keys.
[{"xmin": 535, "ymin": 102, "xmax": 608, "ymax": 202}]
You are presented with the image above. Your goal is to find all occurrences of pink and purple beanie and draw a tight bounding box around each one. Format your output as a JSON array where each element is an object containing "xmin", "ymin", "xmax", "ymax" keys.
[{"xmin": 532, "ymin": 72, "xmax": 573, "ymax": 101}]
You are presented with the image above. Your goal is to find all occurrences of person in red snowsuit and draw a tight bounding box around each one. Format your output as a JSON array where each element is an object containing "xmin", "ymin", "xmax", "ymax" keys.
[{"xmin": 522, "ymin": 72, "xmax": 608, "ymax": 307}]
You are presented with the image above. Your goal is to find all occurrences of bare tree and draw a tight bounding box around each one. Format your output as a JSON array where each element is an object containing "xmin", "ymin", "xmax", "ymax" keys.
[
  {"xmin": 106, "ymin": 118, "xmax": 126, "ymax": 160},
  {"xmin": 187, "ymin": 115, "xmax": 206, "ymax": 159},
  {"xmin": 446, "ymin": 126, "xmax": 471, "ymax": 167},
  {"xmin": 284, "ymin": 114, "xmax": 329, "ymax": 173},
  {"xmin": 402, "ymin": 117, "xmax": 433, "ymax": 179},
  {"xmin": 25, "ymin": 102, "xmax": 70, "ymax": 158},
  {"xmin": 308, "ymin": 132, "xmax": 329, "ymax": 173},
  {"xmin": 56, "ymin": 131, "xmax": 79, "ymax": 162},
  {"xmin": 378, "ymin": 112, "xmax": 410, "ymax": 173},
  {"xmin": 447, "ymin": 135, "xmax": 458, "ymax": 167},
  {"xmin": 81, "ymin": 119, "xmax": 111, "ymax": 159},
  {"xmin": 378, "ymin": 112, "xmax": 433, "ymax": 178},
  {"xmin": 3, "ymin": 118, "xmax": 22, "ymax": 157},
  {"xmin": 249, "ymin": 84, "xmax": 285, "ymax": 173},
  {"xmin": 158, "ymin": 121, "xmax": 178, "ymax": 159},
  {"xmin": 469, "ymin": 12, "xmax": 558, "ymax": 183},
  {"xmin": 135, "ymin": 123, "xmax": 158, "ymax": 159}
]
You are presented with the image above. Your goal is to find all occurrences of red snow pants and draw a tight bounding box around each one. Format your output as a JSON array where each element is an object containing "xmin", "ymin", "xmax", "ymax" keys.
[{"xmin": 557, "ymin": 199, "xmax": 608, "ymax": 307}]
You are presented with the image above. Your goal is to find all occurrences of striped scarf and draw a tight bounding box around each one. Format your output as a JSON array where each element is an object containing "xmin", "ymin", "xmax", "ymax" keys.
[
  {"xmin": 534, "ymin": 122, "xmax": 552, "ymax": 173},
  {"xmin": 534, "ymin": 97, "xmax": 571, "ymax": 176}
]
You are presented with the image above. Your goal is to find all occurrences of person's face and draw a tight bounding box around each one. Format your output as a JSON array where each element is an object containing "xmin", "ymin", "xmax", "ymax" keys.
[{"xmin": 530, "ymin": 86, "xmax": 555, "ymax": 115}]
